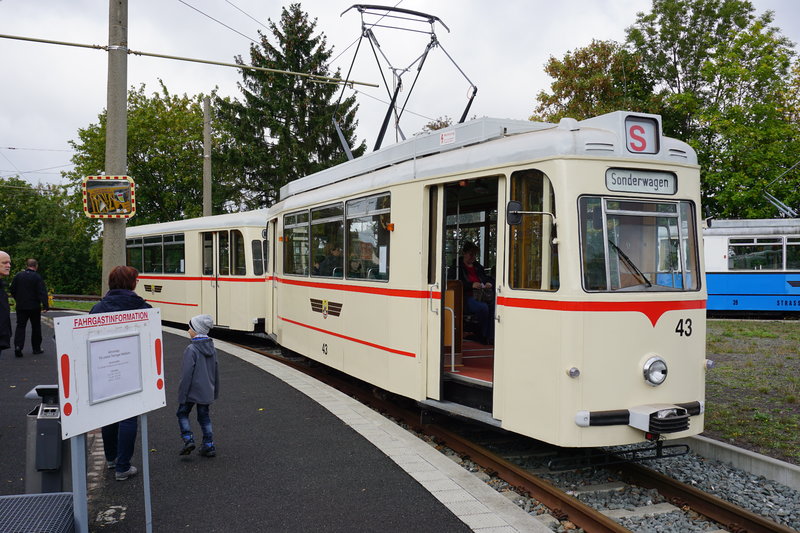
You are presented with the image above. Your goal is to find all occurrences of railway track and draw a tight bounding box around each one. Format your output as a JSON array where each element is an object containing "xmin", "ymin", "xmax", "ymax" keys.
[{"xmin": 223, "ymin": 333, "xmax": 797, "ymax": 533}]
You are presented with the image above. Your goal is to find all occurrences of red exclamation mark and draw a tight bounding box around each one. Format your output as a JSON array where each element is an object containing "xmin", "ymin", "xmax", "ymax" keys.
[
  {"xmin": 155, "ymin": 338, "xmax": 164, "ymax": 390},
  {"xmin": 60, "ymin": 354, "xmax": 73, "ymax": 416}
]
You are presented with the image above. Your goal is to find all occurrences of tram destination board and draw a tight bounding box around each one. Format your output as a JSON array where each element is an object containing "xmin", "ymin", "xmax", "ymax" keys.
[{"xmin": 82, "ymin": 175, "xmax": 136, "ymax": 219}]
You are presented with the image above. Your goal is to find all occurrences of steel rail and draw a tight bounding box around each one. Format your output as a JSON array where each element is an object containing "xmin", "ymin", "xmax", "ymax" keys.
[
  {"xmin": 616, "ymin": 462, "xmax": 797, "ymax": 533},
  {"xmin": 421, "ymin": 424, "xmax": 631, "ymax": 533}
]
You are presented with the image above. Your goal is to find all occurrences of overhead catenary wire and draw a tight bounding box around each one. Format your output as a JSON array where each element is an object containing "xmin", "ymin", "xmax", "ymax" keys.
[
  {"xmin": 0, "ymin": 33, "xmax": 378, "ymax": 88},
  {"xmin": 177, "ymin": 0, "xmax": 259, "ymax": 43}
]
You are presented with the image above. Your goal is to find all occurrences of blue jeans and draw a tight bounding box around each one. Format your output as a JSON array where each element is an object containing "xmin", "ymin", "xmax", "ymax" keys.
[
  {"xmin": 177, "ymin": 403, "xmax": 213, "ymax": 445},
  {"xmin": 102, "ymin": 416, "xmax": 138, "ymax": 473},
  {"xmin": 465, "ymin": 296, "xmax": 495, "ymax": 343}
]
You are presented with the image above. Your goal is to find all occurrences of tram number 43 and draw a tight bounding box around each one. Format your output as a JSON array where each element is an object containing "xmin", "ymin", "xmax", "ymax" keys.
[{"xmin": 675, "ymin": 318, "xmax": 693, "ymax": 337}]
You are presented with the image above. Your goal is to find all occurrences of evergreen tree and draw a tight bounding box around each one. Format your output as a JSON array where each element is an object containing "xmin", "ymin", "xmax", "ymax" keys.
[{"xmin": 215, "ymin": 3, "xmax": 365, "ymax": 209}]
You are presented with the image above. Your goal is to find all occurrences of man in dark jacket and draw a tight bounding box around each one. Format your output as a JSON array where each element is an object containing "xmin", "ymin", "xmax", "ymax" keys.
[
  {"xmin": 10, "ymin": 258, "xmax": 49, "ymax": 357},
  {"xmin": 0, "ymin": 251, "xmax": 12, "ymax": 358}
]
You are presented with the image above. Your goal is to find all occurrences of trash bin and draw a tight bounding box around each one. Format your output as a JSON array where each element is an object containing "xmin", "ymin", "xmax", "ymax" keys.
[{"xmin": 25, "ymin": 385, "xmax": 71, "ymax": 494}]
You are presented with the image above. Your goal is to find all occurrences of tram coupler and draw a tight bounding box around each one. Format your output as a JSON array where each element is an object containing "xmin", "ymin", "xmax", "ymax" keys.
[{"xmin": 547, "ymin": 439, "xmax": 690, "ymax": 471}]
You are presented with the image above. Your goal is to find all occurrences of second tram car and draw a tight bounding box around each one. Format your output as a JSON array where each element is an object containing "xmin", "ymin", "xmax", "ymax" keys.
[
  {"xmin": 704, "ymin": 218, "xmax": 800, "ymax": 315},
  {"xmin": 126, "ymin": 210, "xmax": 269, "ymax": 332},
  {"xmin": 128, "ymin": 111, "xmax": 709, "ymax": 449}
]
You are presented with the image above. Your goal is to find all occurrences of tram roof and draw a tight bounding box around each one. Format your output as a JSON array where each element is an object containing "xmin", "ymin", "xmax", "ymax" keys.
[
  {"xmin": 279, "ymin": 112, "xmax": 697, "ymax": 201},
  {"xmin": 704, "ymin": 218, "xmax": 800, "ymax": 236},
  {"xmin": 126, "ymin": 209, "xmax": 268, "ymax": 237}
]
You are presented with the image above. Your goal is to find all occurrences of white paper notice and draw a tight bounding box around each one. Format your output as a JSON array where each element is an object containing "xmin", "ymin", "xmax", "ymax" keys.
[{"xmin": 89, "ymin": 334, "xmax": 143, "ymax": 404}]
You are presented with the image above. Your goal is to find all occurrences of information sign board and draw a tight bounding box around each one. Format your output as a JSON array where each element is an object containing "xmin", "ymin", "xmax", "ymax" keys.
[{"xmin": 54, "ymin": 309, "xmax": 165, "ymax": 439}]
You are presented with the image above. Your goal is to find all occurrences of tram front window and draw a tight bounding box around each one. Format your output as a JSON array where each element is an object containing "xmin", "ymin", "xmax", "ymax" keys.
[{"xmin": 579, "ymin": 197, "xmax": 699, "ymax": 292}]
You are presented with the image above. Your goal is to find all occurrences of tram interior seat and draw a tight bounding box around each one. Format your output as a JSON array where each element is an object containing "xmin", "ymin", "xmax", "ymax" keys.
[{"xmin": 445, "ymin": 268, "xmax": 481, "ymax": 339}]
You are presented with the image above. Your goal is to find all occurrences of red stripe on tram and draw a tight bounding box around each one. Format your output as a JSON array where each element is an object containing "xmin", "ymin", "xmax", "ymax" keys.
[
  {"xmin": 279, "ymin": 316, "xmax": 417, "ymax": 358},
  {"xmin": 496, "ymin": 297, "xmax": 706, "ymax": 326},
  {"xmin": 277, "ymin": 277, "xmax": 430, "ymax": 299}
]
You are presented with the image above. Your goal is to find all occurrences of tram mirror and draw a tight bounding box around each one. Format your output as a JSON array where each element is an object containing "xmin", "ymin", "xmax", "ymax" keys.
[{"xmin": 506, "ymin": 201, "xmax": 523, "ymax": 225}]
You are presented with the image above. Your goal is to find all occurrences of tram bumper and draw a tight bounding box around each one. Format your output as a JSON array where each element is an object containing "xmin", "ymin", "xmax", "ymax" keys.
[{"xmin": 575, "ymin": 401, "xmax": 704, "ymax": 434}]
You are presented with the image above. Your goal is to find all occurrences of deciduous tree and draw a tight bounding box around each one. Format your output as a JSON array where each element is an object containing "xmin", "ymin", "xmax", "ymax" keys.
[
  {"xmin": 532, "ymin": 40, "xmax": 660, "ymax": 122},
  {"xmin": 66, "ymin": 82, "xmax": 238, "ymax": 225},
  {"xmin": 0, "ymin": 178, "xmax": 100, "ymax": 294},
  {"xmin": 627, "ymin": 0, "xmax": 798, "ymax": 217}
]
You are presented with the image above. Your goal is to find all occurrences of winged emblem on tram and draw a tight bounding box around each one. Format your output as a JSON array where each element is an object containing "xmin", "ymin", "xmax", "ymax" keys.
[{"xmin": 310, "ymin": 298, "xmax": 342, "ymax": 319}]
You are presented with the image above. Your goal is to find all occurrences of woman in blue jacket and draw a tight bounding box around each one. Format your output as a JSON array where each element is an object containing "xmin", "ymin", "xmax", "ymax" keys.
[{"xmin": 90, "ymin": 265, "xmax": 151, "ymax": 481}]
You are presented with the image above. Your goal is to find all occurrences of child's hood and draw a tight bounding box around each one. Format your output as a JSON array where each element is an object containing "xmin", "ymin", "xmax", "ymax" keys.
[{"xmin": 192, "ymin": 337, "xmax": 216, "ymax": 357}]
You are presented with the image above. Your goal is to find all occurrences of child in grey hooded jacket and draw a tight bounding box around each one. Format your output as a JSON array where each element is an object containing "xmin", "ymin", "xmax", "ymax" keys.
[{"xmin": 177, "ymin": 314, "xmax": 219, "ymax": 457}]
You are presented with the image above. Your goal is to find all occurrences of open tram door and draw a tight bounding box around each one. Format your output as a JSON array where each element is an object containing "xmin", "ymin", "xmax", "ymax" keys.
[
  {"xmin": 425, "ymin": 176, "xmax": 502, "ymax": 415},
  {"xmin": 264, "ymin": 218, "xmax": 278, "ymax": 339},
  {"xmin": 200, "ymin": 231, "xmax": 233, "ymax": 327}
]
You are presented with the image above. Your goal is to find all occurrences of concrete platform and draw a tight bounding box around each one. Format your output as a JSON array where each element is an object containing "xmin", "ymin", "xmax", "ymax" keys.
[{"xmin": 2, "ymin": 314, "xmax": 548, "ymax": 532}]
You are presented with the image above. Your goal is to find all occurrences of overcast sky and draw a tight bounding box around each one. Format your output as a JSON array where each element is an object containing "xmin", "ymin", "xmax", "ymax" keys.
[{"xmin": 1, "ymin": 0, "xmax": 798, "ymax": 189}]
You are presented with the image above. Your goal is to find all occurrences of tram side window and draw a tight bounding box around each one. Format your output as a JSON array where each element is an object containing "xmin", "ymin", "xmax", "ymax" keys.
[
  {"xmin": 126, "ymin": 238, "xmax": 143, "ymax": 271},
  {"xmin": 346, "ymin": 193, "xmax": 390, "ymax": 281},
  {"xmin": 231, "ymin": 230, "xmax": 246, "ymax": 275},
  {"xmin": 508, "ymin": 169, "xmax": 558, "ymax": 291},
  {"xmin": 163, "ymin": 234, "xmax": 185, "ymax": 273},
  {"xmin": 311, "ymin": 203, "xmax": 344, "ymax": 278},
  {"xmin": 284, "ymin": 211, "xmax": 310, "ymax": 276},
  {"xmin": 728, "ymin": 238, "xmax": 783, "ymax": 270},
  {"xmin": 788, "ymin": 238, "xmax": 800, "ymax": 270},
  {"xmin": 143, "ymin": 236, "xmax": 163, "ymax": 273},
  {"xmin": 219, "ymin": 231, "xmax": 230, "ymax": 275},
  {"xmin": 252, "ymin": 240, "xmax": 264, "ymax": 276}
]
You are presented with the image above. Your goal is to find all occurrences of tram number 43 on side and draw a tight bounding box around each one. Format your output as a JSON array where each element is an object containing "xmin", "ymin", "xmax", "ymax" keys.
[{"xmin": 675, "ymin": 318, "xmax": 693, "ymax": 337}]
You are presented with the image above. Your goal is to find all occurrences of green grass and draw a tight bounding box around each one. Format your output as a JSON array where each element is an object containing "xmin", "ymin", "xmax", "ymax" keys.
[
  {"xmin": 705, "ymin": 319, "xmax": 800, "ymax": 465},
  {"xmin": 50, "ymin": 299, "xmax": 96, "ymax": 312}
]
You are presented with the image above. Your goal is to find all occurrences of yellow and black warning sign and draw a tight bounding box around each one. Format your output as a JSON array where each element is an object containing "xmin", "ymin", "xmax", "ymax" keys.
[{"xmin": 82, "ymin": 176, "xmax": 136, "ymax": 219}]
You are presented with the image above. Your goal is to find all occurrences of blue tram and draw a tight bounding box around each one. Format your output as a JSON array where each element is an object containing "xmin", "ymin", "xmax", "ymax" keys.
[{"xmin": 704, "ymin": 219, "xmax": 800, "ymax": 315}]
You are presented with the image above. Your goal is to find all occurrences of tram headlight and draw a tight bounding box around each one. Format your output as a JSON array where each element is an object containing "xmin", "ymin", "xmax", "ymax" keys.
[{"xmin": 643, "ymin": 356, "xmax": 668, "ymax": 386}]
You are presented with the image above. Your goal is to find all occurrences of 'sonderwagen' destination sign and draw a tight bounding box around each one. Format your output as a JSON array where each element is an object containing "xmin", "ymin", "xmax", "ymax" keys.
[{"xmin": 605, "ymin": 168, "xmax": 677, "ymax": 195}]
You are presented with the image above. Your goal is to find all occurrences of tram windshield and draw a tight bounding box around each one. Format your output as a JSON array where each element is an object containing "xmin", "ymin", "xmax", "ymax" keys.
[{"xmin": 579, "ymin": 197, "xmax": 699, "ymax": 292}]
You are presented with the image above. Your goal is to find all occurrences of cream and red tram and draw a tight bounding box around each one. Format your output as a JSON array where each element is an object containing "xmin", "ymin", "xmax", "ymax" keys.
[
  {"xmin": 129, "ymin": 111, "xmax": 708, "ymax": 449},
  {"xmin": 126, "ymin": 209, "xmax": 269, "ymax": 332}
]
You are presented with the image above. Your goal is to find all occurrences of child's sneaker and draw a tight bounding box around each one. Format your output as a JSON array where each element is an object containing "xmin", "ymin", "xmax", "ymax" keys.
[
  {"xmin": 115, "ymin": 466, "xmax": 138, "ymax": 481},
  {"xmin": 179, "ymin": 439, "xmax": 196, "ymax": 455},
  {"xmin": 198, "ymin": 444, "xmax": 216, "ymax": 457}
]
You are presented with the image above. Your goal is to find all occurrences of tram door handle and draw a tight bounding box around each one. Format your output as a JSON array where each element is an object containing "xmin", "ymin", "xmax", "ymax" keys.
[{"xmin": 429, "ymin": 283, "xmax": 439, "ymax": 314}]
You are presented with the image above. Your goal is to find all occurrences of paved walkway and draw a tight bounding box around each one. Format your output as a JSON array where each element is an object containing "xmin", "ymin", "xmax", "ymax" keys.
[{"xmin": 1, "ymin": 315, "xmax": 549, "ymax": 532}]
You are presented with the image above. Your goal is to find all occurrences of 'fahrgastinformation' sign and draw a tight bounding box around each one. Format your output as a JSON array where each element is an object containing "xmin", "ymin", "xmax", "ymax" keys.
[
  {"xmin": 82, "ymin": 175, "xmax": 136, "ymax": 219},
  {"xmin": 54, "ymin": 308, "xmax": 165, "ymax": 439}
]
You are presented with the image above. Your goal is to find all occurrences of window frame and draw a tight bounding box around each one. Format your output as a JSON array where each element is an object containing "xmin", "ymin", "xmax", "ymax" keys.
[
  {"xmin": 578, "ymin": 195, "xmax": 700, "ymax": 292},
  {"xmin": 345, "ymin": 193, "xmax": 391, "ymax": 282}
]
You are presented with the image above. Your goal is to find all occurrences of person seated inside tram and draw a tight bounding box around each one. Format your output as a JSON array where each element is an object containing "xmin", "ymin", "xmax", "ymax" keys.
[
  {"xmin": 457, "ymin": 241, "xmax": 495, "ymax": 345},
  {"xmin": 318, "ymin": 244, "xmax": 343, "ymax": 277}
]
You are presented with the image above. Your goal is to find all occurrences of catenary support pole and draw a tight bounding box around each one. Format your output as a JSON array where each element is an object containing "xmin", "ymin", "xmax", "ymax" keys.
[
  {"xmin": 101, "ymin": 0, "xmax": 128, "ymax": 294},
  {"xmin": 203, "ymin": 96, "xmax": 212, "ymax": 217}
]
